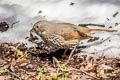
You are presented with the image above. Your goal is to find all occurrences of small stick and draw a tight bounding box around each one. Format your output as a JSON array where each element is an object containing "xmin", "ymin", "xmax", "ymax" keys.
[
  {"xmin": 11, "ymin": 21, "xmax": 19, "ymax": 28},
  {"xmin": 78, "ymin": 24, "xmax": 105, "ymax": 27},
  {"xmin": 53, "ymin": 57, "xmax": 68, "ymax": 72},
  {"xmin": 7, "ymin": 69, "xmax": 22, "ymax": 80},
  {"xmin": 75, "ymin": 69, "xmax": 100, "ymax": 80}
]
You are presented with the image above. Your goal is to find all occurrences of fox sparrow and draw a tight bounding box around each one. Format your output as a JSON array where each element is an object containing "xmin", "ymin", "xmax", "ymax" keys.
[{"xmin": 30, "ymin": 21, "xmax": 117, "ymax": 57}]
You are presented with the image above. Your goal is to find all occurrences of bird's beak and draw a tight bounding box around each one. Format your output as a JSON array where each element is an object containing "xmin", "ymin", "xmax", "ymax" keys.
[{"xmin": 30, "ymin": 28, "xmax": 35, "ymax": 32}]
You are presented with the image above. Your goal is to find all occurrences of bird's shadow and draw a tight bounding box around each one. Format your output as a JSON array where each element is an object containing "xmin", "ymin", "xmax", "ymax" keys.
[{"xmin": 30, "ymin": 49, "xmax": 72, "ymax": 61}]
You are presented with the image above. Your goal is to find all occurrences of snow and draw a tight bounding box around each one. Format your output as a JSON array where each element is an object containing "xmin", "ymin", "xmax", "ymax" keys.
[{"xmin": 0, "ymin": 0, "xmax": 120, "ymax": 58}]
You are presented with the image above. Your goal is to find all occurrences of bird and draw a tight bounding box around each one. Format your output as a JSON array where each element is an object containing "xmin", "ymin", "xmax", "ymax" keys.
[{"xmin": 30, "ymin": 21, "xmax": 117, "ymax": 60}]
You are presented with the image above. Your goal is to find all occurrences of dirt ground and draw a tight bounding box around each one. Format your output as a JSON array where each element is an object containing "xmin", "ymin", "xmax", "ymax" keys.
[{"xmin": 0, "ymin": 42, "xmax": 120, "ymax": 80}]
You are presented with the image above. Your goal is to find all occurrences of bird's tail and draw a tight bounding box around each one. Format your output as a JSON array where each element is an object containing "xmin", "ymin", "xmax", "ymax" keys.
[
  {"xmin": 88, "ymin": 29, "xmax": 117, "ymax": 33},
  {"xmin": 76, "ymin": 26, "xmax": 117, "ymax": 34}
]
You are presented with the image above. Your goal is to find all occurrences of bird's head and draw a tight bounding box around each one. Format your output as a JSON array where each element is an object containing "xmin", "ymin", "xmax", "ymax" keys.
[
  {"xmin": 30, "ymin": 21, "xmax": 47, "ymax": 34},
  {"xmin": 30, "ymin": 22, "xmax": 40, "ymax": 33}
]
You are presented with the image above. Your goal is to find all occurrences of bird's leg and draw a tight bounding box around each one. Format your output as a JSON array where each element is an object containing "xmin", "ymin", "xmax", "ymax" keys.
[
  {"xmin": 67, "ymin": 46, "xmax": 76, "ymax": 62},
  {"xmin": 62, "ymin": 49, "xmax": 68, "ymax": 58},
  {"xmin": 64, "ymin": 49, "xmax": 68, "ymax": 55}
]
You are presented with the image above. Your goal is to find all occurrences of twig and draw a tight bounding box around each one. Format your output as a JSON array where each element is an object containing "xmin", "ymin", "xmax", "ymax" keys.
[
  {"xmin": 84, "ymin": 36, "xmax": 111, "ymax": 48},
  {"xmin": 19, "ymin": 51, "xmax": 30, "ymax": 59},
  {"xmin": 78, "ymin": 24, "xmax": 105, "ymax": 27},
  {"xmin": 11, "ymin": 21, "xmax": 19, "ymax": 28},
  {"xmin": 9, "ymin": 51, "xmax": 30, "ymax": 72},
  {"xmin": 0, "ymin": 51, "xmax": 30, "ymax": 71},
  {"xmin": 53, "ymin": 57, "xmax": 68, "ymax": 72},
  {"xmin": 7, "ymin": 69, "xmax": 22, "ymax": 80},
  {"xmin": 74, "ymin": 69, "xmax": 100, "ymax": 80},
  {"xmin": 53, "ymin": 57, "xmax": 99, "ymax": 79}
]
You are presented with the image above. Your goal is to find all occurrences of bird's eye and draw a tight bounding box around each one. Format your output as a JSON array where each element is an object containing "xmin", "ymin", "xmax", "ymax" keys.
[{"xmin": 36, "ymin": 26, "xmax": 39, "ymax": 28}]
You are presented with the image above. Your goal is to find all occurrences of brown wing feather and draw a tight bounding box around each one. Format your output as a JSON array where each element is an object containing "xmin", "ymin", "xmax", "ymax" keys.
[{"xmin": 62, "ymin": 31, "xmax": 90, "ymax": 41}]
